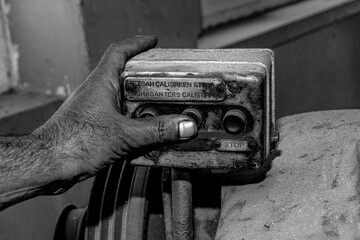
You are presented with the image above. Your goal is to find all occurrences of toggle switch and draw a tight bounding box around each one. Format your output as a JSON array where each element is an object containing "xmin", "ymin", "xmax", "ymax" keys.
[{"xmin": 222, "ymin": 109, "xmax": 247, "ymax": 134}]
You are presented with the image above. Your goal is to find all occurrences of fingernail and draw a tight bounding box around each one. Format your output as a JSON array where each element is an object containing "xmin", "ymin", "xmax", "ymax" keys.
[{"xmin": 179, "ymin": 121, "xmax": 197, "ymax": 140}]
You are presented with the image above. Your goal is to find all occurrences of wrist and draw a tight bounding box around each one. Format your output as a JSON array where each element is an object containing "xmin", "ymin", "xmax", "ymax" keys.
[
  {"xmin": 37, "ymin": 115, "xmax": 112, "ymax": 183},
  {"xmin": 27, "ymin": 128, "xmax": 70, "ymax": 191},
  {"xmin": 0, "ymin": 129, "xmax": 74, "ymax": 209},
  {"xmin": 32, "ymin": 120, "xmax": 92, "ymax": 191}
]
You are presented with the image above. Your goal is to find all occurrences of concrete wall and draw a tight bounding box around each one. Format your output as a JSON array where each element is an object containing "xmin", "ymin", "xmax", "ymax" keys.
[
  {"xmin": 225, "ymin": 12, "xmax": 360, "ymax": 118},
  {"xmin": 273, "ymin": 14, "xmax": 360, "ymax": 118},
  {"xmin": 7, "ymin": 0, "xmax": 202, "ymax": 93},
  {"xmin": 0, "ymin": 0, "xmax": 18, "ymax": 94},
  {"xmin": 81, "ymin": 0, "xmax": 202, "ymax": 68},
  {"xmin": 7, "ymin": 0, "xmax": 89, "ymax": 96}
]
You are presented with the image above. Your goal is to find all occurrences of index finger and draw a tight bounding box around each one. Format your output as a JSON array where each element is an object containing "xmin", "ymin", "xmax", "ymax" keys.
[{"xmin": 97, "ymin": 35, "xmax": 158, "ymax": 89}]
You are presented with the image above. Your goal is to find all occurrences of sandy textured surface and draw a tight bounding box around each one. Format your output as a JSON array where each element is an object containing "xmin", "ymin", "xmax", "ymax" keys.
[{"xmin": 216, "ymin": 110, "xmax": 360, "ymax": 240}]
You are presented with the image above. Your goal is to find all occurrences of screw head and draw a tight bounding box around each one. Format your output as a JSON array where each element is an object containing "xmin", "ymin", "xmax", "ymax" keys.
[
  {"xmin": 145, "ymin": 150, "xmax": 161, "ymax": 159},
  {"xmin": 214, "ymin": 141, "xmax": 221, "ymax": 148},
  {"xmin": 272, "ymin": 133, "xmax": 280, "ymax": 143},
  {"xmin": 228, "ymin": 82, "xmax": 241, "ymax": 93},
  {"xmin": 125, "ymin": 82, "xmax": 136, "ymax": 91},
  {"xmin": 247, "ymin": 140, "xmax": 257, "ymax": 150},
  {"xmin": 216, "ymin": 84, "xmax": 225, "ymax": 92}
]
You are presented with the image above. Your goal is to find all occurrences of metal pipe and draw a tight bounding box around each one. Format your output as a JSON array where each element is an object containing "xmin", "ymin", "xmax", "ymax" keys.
[
  {"xmin": 162, "ymin": 168, "xmax": 173, "ymax": 240},
  {"xmin": 171, "ymin": 169, "xmax": 193, "ymax": 240}
]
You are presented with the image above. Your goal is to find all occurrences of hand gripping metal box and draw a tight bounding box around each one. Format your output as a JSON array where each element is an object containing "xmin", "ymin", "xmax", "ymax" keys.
[{"xmin": 120, "ymin": 48, "xmax": 276, "ymax": 169}]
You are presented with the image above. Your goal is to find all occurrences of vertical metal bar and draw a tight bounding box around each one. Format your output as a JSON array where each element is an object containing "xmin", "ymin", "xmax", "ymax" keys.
[
  {"xmin": 171, "ymin": 169, "xmax": 193, "ymax": 240},
  {"xmin": 162, "ymin": 168, "xmax": 173, "ymax": 240}
]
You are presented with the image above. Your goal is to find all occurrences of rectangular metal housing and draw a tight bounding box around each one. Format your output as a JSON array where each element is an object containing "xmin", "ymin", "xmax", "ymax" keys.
[{"xmin": 121, "ymin": 48, "xmax": 275, "ymax": 169}]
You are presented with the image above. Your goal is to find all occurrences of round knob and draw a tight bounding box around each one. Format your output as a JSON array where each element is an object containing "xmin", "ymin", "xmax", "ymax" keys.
[
  {"xmin": 222, "ymin": 109, "xmax": 247, "ymax": 134},
  {"xmin": 181, "ymin": 108, "xmax": 204, "ymax": 127},
  {"xmin": 138, "ymin": 107, "xmax": 160, "ymax": 118}
]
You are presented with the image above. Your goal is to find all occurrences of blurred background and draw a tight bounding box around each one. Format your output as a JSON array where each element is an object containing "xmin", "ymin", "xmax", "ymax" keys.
[{"xmin": 0, "ymin": 0, "xmax": 360, "ymax": 239}]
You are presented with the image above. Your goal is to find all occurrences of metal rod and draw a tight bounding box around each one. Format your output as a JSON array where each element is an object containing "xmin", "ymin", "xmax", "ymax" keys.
[
  {"xmin": 171, "ymin": 169, "xmax": 193, "ymax": 240},
  {"xmin": 162, "ymin": 168, "xmax": 173, "ymax": 240}
]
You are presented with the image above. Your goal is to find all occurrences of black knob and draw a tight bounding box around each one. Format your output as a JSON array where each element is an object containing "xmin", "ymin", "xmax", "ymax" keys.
[
  {"xmin": 181, "ymin": 108, "xmax": 204, "ymax": 127},
  {"xmin": 222, "ymin": 109, "xmax": 247, "ymax": 134}
]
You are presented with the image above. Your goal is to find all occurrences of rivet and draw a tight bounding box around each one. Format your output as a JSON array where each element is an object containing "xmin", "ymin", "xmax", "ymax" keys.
[
  {"xmin": 272, "ymin": 133, "xmax": 280, "ymax": 143},
  {"xmin": 125, "ymin": 82, "xmax": 136, "ymax": 91},
  {"xmin": 216, "ymin": 84, "xmax": 225, "ymax": 92}
]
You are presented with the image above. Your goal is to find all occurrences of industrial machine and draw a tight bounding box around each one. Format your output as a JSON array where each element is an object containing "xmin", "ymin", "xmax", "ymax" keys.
[{"xmin": 54, "ymin": 48, "xmax": 277, "ymax": 240}]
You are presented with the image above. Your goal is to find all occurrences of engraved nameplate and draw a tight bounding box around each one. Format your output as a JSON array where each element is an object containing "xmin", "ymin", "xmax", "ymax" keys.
[
  {"xmin": 124, "ymin": 77, "xmax": 226, "ymax": 101},
  {"xmin": 216, "ymin": 140, "xmax": 254, "ymax": 152}
]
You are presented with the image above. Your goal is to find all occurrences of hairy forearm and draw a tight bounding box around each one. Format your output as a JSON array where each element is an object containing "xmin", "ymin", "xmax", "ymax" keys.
[
  {"xmin": 0, "ymin": 121, "xmax": 85, "ymax": 210},
  {"xmin": 0, "ymin": 107, "xmax": 122, "ymax": 210},
  {"xmin": 0, "ymin": 132, "xmax": 61, "ymax": 209}
]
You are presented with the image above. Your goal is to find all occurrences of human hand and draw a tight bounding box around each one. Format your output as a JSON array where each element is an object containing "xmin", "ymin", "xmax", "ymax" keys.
[{"xmin": 36, "ymin": 36, "xmax": 197, "ymax": 182}]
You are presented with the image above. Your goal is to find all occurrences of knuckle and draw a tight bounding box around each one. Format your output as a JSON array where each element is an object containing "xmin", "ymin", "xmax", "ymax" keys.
[
  {"xmin": 157, "ymin": 120, "xmax": 166, "ymax": 143},
  {"xmin": 108, "ymin": 41, "xmax": 130, "ymax": 57},
  {"xmin": 108, "ymin": 42, "xmax": 120, "ymax": 51}
]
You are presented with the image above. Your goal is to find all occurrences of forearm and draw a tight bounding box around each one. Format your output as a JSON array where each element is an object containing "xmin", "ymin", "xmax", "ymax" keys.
[{"xmin": 0, "ymin": 124, "xmax": 80, "ymax": 210}]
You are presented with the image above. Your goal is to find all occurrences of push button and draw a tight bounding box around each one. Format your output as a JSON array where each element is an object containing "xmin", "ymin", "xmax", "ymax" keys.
[
  {"xmin": 136, "ymin": 107, "xmax": 161, "ymax": 159},
  {"xmin": 138, "ymin": 107, "xmax": 160, "ymax": 118},
  {"xmin": 181, "ymin": 108, "xmax": 204, "ymax": 127},
  {"xmin": 222, "ymin": 109, "xmax": 247, "ymax": 134}
]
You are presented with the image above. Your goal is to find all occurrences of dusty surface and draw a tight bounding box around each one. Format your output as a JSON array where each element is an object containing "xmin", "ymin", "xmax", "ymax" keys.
[{"xmin": 216, "ymin": 110, "xmax": 360, "ymax": 240}]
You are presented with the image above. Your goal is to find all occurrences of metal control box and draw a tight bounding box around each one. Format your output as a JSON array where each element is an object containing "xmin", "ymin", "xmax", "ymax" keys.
[{"xmin": 121, "ymin": 48, "xmax": 276, "ymax": 169}]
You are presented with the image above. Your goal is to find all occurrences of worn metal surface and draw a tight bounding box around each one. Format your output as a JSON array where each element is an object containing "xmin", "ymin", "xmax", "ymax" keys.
[
  {"xmin": 78, "ymin": 163, "xmax": 167, "ymax": 240},
  {"xmin": 192, "ymin": 170, "xmax": 223, "ymax": 240},
  {"xmin": 125, "ymin": 77, "xmax": 225, "ymax": 102},
  {"xmin": 216, "ymin": 110, "xmax": 360, "ymax": 239},
  {"xmin": 162, "ymin": 169, "xmax": 173, "ymax": 240},
  {"xmin": 85, "ymin": 163, "xmax": 145, "ymax": 240},
  {"xmin": 172, "ymin": 170, "xmax": 194, "ymax": 240},
  {"xmin": 53, "ymin": 205, "xmax": 86, "ymax": 240},
  {"xmin": 122, "ymin": 48, "xmax": 276, "ymax": 170},
  {"xmin": 57, "ymin": 166, "xmax": 222, "ymax": 240}
]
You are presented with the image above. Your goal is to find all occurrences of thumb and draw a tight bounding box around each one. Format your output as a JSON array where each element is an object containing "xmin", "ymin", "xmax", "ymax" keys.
[{"xmin": 122, "ymin": 114, "xmax": 198, "ymax": 151}]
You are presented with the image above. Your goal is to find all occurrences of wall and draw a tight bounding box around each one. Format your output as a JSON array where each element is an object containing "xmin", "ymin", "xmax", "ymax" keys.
[
  {"xmin": 201, "ymin": 0, "xmax": 302, "ymax": 28},
  {"xmin": 225, "ymin": 12, "xmax": 360, "ymax": 118},
  {"xmin": 7, "ymin": 0, "xmax": 89, "ymax": 96},
  {"xmin": 273, "ymin": 15, "xmax": 360, "ymax": 118},
  {"xmin": 0, "ymin": 0, "xmax": 17, "ymax": 94},
  {"xmin": 81, "ymin": 0, "xmax": 202, "ymax": 68}
]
